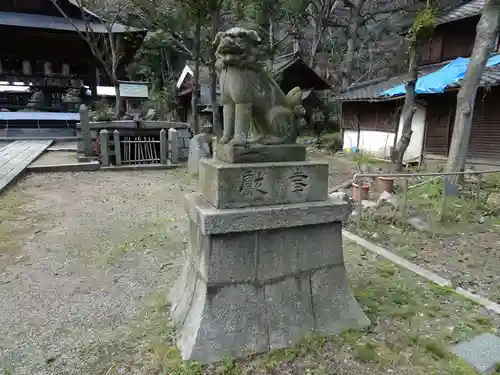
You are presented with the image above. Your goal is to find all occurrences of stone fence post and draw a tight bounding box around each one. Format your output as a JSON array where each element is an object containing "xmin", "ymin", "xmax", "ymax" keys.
[
  {"xmin": 99, "ymin": 129, "xmax": 109, "ymax": 167},
  {"xmin": 113, "ymin": 129, "xmax": 121, "ymax": 166},
  {"xmin": 160, "ymin": 129, "xmax": 168, "ymax": 165},
  {"xmin": 168, "ymin": 128, "xmax": 179, "ymax": 164},
  {"xmin": 80, "ymin": 104, "xmax": 92, "ymax": 157}
]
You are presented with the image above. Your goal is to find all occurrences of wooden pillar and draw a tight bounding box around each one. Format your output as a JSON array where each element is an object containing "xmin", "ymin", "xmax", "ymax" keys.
[
  {"xmin": 88, "ymin": 64, "xmax": 98, "ymax": 99},
  {"xmin": 62, "ymin": 63, "xmax": 70, "ymax": 77},
  {"xmin": 22, "ymin": 60, "xmax": 32, "ymax": 75},
  {"xmin": 160, "ymin": 129, "xmax": 168, "ymax": 165},
  {"xmin": 95, "ymin": 67, "xmax": 101, "ymax": 86},
  {"xmin": 44, "ymin": 62, "xmax": 53, "ymax": 76}
]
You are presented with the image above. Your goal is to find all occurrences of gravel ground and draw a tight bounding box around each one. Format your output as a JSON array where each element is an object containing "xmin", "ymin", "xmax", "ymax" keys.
[
  {"xmin": 306, "ymin": 148, "xmax": 357, "ymax": 188},
  {"xmin": 0, "ymin": 152, "xmax": 359, "ymax": 374},
  {"xmin": 0, "ymin": 168, "xmax": 196, "ymax": 374},
  {"xmin": 30, "ymin": 151, "xmax": 78, "ymax": 166},
  {"xmin": 0, "ymin": 153, "xmax": 360, "ymax": 374},
  {"xmin": 0, "ymin": 159, "xmax": 498, "ymax": 375}
]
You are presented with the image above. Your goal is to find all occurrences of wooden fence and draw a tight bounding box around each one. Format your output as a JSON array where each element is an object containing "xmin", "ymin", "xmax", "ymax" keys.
[
  {"xmin": 77, "ymin": 104, "xmax": 190, "ymax": 161},
  {"xmin": 98, "ymin": 128, "xmax": 179, "ymax": 167}
]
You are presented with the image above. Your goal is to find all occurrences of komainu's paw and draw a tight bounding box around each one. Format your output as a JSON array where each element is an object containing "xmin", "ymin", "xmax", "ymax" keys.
[
  {"xmin": 247, "ymin": 135, "xmax": 263, "ymax": 143},
  {"xmin": 260, "ymin": 135, "xmax": 281, "ymax": 145},
  {"xmin": 228, "ymin": 135, "xmax": 248, "ymax": 146},
  {"xmin": 219, "ymin": 135, "xmax": 231, "ymax": 144}
]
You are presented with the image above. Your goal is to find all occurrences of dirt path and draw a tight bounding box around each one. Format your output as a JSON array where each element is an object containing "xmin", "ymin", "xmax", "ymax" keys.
[
  {"xmin": 306, "ymin": 148, "xmax": 357, "ymax": 188},
  {"xmin": 0, "ymin": 169, "xmax": 196, "ymax": 374}
]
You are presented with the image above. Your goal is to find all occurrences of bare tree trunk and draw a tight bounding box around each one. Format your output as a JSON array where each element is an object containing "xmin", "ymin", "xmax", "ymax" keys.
[
  {"xmin": 445, "ymin": 0, "xmax": 500, "ymax": 184},
  {"xmin": 341, "ymin": 30, "xmax": 356, "ymax": 90},
  {"xmin": 268, "ymin": 22, "xmax": 274, "ymax": 71},
  {"xmin": 191, "ymin": 11, "xmax": 202, "ymax": 134},
  {"xmin": 391, "ymin": 46, "xmax": 420, "ymax": 172},
  {"xmin": 108, "ymin": 31, "xmax": 123, "ymax": 119},
  {"xmin": 165, "ymin": 49, "xmax": 178, "ymax": 94},
  {"xmin": 209, "ymin": 2, "xmax": 221, "ymax": 138},
  {"xmin": 114, "ymin": 82, "xmax": 122, "ymax": 119},
  {"xmin": 341, "ymin": 6, "xmax": 362, "ymax": 91},
  {"xmin": 258, "ymin": 0, "xmax": 274, "ymax": 71},
  {"xmin": 159, "ymin": 47, "xmax": 168, "ymax": 89},
  {"xmin": 309, "ymin": 0, "xmax": 341, "ymax": 68},
  {"xmin": 309, "ymin": 17, "xmax": 322, "ymax": 67}
]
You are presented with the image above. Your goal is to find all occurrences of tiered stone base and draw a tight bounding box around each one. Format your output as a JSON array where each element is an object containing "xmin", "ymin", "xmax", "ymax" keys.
[{"xmin": 169, "ymin": 190, "xmax": 370, "ymax": 363}]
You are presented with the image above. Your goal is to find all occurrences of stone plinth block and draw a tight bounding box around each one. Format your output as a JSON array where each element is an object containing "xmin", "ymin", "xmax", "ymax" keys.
[
  {"xmin": 216, "ymin": 143, "xmax": 306, "ymax": 163},
  {"xmin": 169, "ymin": 195, "xmax": 369, "ymax": 364},
  {"xmin": 451, "ymin": 333, "xmax": 500, "ymax": 374},
  {"xmin": 184, "ymin": 193, "xmax": 353, "ymax": 235},
  {"xmin": 199, "ymin": 158, "xmax": 329, "ymax": 209}
]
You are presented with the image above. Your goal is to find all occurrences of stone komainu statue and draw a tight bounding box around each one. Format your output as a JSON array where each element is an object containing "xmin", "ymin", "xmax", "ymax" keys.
[{"xmin": 213, "ymin": 27, "xmax": 304, "ymax": 146}]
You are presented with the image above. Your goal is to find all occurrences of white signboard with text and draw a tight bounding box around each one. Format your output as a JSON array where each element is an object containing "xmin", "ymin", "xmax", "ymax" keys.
[{"xmin": 119, "ymin": 83, "xmax": 149, "ymax": 98}]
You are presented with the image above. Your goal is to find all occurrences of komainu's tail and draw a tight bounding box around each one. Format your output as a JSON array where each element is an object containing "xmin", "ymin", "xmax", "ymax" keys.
[{"xmin": 285, "ymin": 86, "xmax": 302, "ymax": 108}]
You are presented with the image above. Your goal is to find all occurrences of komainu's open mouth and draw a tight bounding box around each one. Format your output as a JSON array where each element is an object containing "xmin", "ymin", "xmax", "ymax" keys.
[{"xmin": 217, "ymin": 38, "xmax": 245, "ymax": 55}]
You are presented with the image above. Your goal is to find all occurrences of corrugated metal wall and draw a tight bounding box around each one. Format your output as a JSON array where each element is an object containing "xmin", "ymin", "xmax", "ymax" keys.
[
  {"xmin": 424, "ymin": 94, "xmax": 455, "ymax": 156},
  {"xmin": 467, "ymin": 87, "xmax": 500, "ymax": 160},
  {"xmin": 342, "ymin": 101, "xmax": 400, "ymax": 132},
  {"xmin": 425, "ymin": 87, "xmax": 500, "ymax": 161}
]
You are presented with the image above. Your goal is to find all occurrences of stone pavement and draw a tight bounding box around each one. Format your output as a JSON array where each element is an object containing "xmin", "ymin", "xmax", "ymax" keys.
[{"xmin": 0, "ymin": 140, "xmax": 52, "ymax": 193}]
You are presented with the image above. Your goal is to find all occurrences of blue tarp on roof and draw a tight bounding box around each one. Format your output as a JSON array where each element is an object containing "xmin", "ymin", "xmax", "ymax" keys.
[{"xmin": 380, "ymin": 54, "xmax": 500, "ymax": 97}]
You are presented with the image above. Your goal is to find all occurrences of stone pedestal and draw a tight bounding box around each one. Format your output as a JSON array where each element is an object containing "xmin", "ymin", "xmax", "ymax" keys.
[{"xmin": 169, "ymin": 146, "xmax": 369, "ymax": 364}]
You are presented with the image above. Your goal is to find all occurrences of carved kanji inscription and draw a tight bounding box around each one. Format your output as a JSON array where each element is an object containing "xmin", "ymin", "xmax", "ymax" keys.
[
  {"xmin": 239, "ymin": 169, "xmax": 269, "ymax": 197},
  {"xmin": 288, "ymin": 168, "xmax": 310, "ymax": 195}
]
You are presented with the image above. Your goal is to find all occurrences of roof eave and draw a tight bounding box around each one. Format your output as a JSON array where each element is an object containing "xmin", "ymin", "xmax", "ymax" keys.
[{"xmin": 435, "ymin": 13, "xmax": 481, "ymax": 27}]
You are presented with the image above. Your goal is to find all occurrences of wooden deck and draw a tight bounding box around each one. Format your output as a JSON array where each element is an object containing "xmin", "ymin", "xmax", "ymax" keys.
[{"xmin": 0, "ymin": 140, "xmax": 52, "ymax": 193}]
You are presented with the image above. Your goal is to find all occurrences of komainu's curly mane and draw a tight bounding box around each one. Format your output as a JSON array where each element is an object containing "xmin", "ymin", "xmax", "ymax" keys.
[{"xmin": 214, "ymin": 27, "xmax": 266, "ymax": 72}]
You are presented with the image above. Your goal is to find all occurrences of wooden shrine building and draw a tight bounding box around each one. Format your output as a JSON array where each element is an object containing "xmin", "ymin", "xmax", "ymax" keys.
[{"xmin": 0, "ymin": 0, "xmax": 145, "ymax": 112}]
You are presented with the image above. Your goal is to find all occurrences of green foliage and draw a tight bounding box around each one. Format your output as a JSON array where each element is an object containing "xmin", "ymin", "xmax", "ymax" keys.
[
  {"xmin": 62, "ymin": 86, "xmax": 82, "ymax": 104},
  {"xmin": 90, "ymin": 100, "xmax": 114, "ymax": 122},
  {"xmin": 351, "ymin": 151, "xmax": 380, "ymax": 168},
  {"xmin": 127, "ymin": 32, "xmax": 170, "ymax": 86},
  {"xmin": 407, "ymin": 4, "xmax": 437, "ymax": 48},
  {"xmin": 142, "ymin": 89, "xmax": 178, "ymax": 120},
  {"xmin": 316, "ymin": 132, "xmax": 342, "ymax": 153},
  {"xmin": 353, "ymin": 341, "xmax": 379, "ymax": 363},
  {"xmin": 219, "ymin": 358, "xmax": 241, "ymax": 375},
  {"xmin": 229, "ymin": 0, "xmax": 308, "ymax": 57},
  {"xmin": 131, "ymin": 0, "xmax": 210, "ymax": 59}
]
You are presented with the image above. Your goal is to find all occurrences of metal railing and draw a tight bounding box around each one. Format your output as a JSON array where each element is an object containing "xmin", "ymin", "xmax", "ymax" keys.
[{"xmin": 353, "ymin": 168, "xmax": 500, "ymax": 227}]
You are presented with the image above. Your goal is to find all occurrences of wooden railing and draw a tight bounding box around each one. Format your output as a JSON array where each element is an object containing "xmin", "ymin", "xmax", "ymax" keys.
[{"xmin": 98, "ymin": 128, "xmax": 179, "ymax": 167}]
